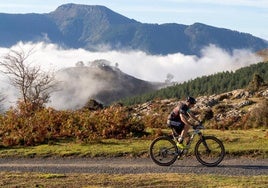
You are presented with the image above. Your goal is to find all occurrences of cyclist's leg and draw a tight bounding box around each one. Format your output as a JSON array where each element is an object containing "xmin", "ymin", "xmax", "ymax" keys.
[
  {"xmin": 167, "ymin": 121, "xmax": 184, "ymax": 140},
  {"xmin": 180, "ymin": 123, "xmax": 190, "ymax": 140}
]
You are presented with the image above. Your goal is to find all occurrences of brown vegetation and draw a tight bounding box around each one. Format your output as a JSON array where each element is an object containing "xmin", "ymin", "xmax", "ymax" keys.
[
  {"xmin": 0, "ymin": 103, "xmax": 146, "ymax": 146},
  {"xmin": 0, "ymin": 87, "xmax": 267, "ymax": 147}
]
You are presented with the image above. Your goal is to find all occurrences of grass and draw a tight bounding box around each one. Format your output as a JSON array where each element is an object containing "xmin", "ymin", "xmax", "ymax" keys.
[
  {"xmin": 208, "ymin": 129, "xmax": 268, "ymax": 158},
  {"xmin": 0, "ymin": 129, "xmax": 267, "ymax": 158},
  {"xmin": 0, "ymin": 129, "xmax": 267, "ymax": 187},
  {"xmin": 0, "ymin": 172, "xmax": 267, "ymax": 187},
  {"xmin": 0, "ymin": 139, "xmax": 151, "ymax": 158}
]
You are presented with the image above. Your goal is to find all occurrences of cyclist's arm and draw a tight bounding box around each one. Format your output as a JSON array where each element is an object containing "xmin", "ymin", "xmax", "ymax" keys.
[
  {"xmin": 187, "ymin": 110, "xmax": 200, "ymax": 123},
  {"xmin": 180, "ymin": 113, "xmax": 192, "ymax": 127}
]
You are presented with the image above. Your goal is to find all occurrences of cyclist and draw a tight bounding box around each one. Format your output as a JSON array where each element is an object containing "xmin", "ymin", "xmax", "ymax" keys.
[{"xmin": 167, "ymin": 96, "xmax": 201, "ymax": 149}]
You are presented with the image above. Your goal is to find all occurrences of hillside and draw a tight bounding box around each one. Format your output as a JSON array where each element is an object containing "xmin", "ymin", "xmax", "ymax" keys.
[
  {"xmin": 130, "ymin": 84, "xmax": 268, "ymax": 131},
  {"xmin": 0, "ymin": 3, "xmax": 267, "ymax": 55},
  {"xmin": 120, "ymin": 62, "xmax": 268, "ymax": 105},
  {"xmin": 51, "ymin": 60, "xmax": 160, "ymax": 109},
  {"xmin": 51, "ymin": 60, "xmax": 268, "ymax": 109}
]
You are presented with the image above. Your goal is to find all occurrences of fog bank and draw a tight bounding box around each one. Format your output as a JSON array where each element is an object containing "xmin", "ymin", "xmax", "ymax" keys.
[{"xmin": 0, "ymin": 42, "xmax": 263, "ymax": 110}]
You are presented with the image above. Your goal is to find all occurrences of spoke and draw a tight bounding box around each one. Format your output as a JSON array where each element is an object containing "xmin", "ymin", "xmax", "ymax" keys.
[
  {"xmin": 195, "ymin": 136, "xmax": 225, "ymax": 166},
  {"xmin": 150, "ymin": 136, "xmax": 178, "ymax": 166}
]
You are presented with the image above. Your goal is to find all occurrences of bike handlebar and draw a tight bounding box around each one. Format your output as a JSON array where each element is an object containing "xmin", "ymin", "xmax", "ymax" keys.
[{"xmin": 192, "ymin": 123, "xmax": 205, "ymax": 130}]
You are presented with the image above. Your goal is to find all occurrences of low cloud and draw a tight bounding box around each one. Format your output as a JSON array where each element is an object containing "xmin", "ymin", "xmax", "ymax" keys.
[{"xmin": 0, "ymin": 42, "xmax": 263, "ymax": 110}]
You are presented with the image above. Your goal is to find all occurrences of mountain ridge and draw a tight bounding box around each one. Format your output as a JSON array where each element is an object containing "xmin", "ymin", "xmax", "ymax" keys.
[{"xmin": 0, "ymin": 3, "xmax": 267, "ymax": 55}]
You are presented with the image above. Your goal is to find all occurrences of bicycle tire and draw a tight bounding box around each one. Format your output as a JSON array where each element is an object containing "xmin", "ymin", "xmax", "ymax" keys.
[
  {"xmin": 149, "ymin": 136, "xmax": 179, "ymax": 166},
  {"xmin": 195, "ymin": 135, "xmax": 225, "ymax": 167}
]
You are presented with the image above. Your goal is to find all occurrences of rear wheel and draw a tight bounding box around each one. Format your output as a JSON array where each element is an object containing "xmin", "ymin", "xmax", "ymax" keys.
[
  {"xmin": 195, "ymin": 136, "xmax": 225, "ymax": 167},
  {"xmin": 149, "ymin": 136, "xmax": 179, "ymax": 166}
]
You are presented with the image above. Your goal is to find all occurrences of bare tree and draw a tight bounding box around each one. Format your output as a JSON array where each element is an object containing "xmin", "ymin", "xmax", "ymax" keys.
[
  {"xmin": 165, "ymin": 73, "xmax": 174, "ymax": 84},
  {"xmin": 0, "ymin": 48, "xmax": 57, "ymax": 110}
]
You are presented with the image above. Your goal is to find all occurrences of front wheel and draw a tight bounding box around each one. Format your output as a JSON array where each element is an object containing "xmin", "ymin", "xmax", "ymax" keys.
[
  {"xmin": 149, "ymin": 136, "xmax": 179, "ymax": 166},
  {"xmin": 195, "ymin": 136, "xmax": 225, "ymax": 167}
]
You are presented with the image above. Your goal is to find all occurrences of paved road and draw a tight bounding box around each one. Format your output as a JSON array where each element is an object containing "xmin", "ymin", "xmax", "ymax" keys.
[{"xmin": 0, "ymin": 157, "xmax": 267, "ymax": 176}]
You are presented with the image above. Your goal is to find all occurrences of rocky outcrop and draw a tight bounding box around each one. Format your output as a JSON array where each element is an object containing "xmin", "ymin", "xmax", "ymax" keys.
[{"xmin": 132, "ymin": 86, "xmax": 268, "ymax": 129}]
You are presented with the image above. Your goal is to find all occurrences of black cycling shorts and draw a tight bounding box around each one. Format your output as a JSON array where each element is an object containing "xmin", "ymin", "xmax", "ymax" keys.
[{"xmin": 167, "ymin": 120, "xmax": 184, "ymax": 135}]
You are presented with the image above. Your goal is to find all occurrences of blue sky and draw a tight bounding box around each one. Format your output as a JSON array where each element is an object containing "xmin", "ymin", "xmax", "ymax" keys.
[{"xmin": 0, "ymin": 0, "xmax": 268, "ymax": 40}]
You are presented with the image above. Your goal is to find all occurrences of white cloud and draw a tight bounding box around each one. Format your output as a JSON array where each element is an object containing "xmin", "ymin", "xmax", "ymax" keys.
[{"xmin": 0, "ymin": 42, "xmax": 263, "ymax": 110}]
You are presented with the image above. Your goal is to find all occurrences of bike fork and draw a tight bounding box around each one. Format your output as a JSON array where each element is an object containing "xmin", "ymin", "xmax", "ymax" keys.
[{"xmin": 200, "ymin": 136, "xmax": 211, "ymax": 153}]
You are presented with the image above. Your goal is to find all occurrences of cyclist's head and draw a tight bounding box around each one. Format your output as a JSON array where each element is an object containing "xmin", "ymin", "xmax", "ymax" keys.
[{"xmin": 186, "ymin": 96, "xmax": 196, "ymax": 105}]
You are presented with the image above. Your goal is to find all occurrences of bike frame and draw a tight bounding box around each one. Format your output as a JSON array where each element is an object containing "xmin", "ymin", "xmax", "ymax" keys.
[{"xmin": 172, "ymin": 126, "xmax": 204, "ymax": 155}]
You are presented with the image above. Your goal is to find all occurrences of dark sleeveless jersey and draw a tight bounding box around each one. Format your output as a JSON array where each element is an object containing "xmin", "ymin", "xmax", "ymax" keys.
[{"xmin": 168, "ymin": 102, "xmax": 190, "ymax": 122}]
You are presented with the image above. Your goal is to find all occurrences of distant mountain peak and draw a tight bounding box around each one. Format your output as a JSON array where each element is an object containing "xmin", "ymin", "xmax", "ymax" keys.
[
  {"xmin": 50, "ymin": 3, "xmax": 138, "ymax": 25},
  {"xmin": 0, "ymin": 3, "xmax": 267, "ymax": 55},
  {"xmin": 52, "ymin": 3, "xmax": 109, "ymax": 16}
]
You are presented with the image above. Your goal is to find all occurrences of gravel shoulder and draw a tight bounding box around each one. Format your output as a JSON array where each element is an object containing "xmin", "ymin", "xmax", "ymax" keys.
[{"xmin": 0, "ymin": 157, "xmax": 267, "ymax": 176}]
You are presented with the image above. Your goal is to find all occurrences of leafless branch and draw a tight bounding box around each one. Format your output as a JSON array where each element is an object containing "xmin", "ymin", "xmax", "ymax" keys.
[{"xmin": 0, "ymin": 48, "xmax": 58, "ymax": 110}]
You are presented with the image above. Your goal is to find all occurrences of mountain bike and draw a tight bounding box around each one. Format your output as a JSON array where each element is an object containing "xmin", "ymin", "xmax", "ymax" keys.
[{"xmin": 149, "ymin": 124, "xmax": 225, "ymax": 167}]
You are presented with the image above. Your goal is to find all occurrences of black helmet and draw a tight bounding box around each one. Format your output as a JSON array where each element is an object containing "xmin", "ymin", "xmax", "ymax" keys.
[{"xmin": 187, "ymin": 96, "xmax": 196, "ymax": 104}]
